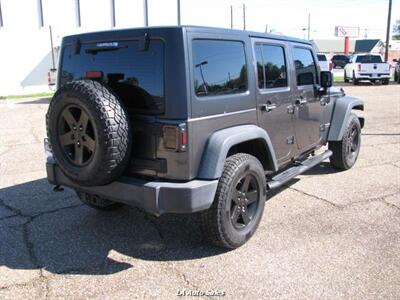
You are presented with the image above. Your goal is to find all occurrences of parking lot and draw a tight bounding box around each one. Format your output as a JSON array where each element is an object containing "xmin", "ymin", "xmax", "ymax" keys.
[{"xmin": 0, "ymin": 83, "xmax": 399, "ymax": 299}]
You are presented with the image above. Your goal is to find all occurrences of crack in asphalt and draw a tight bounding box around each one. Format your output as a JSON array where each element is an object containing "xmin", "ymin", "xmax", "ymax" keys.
[
  {"xmin": 287, "ymin": 186, "xmax": 341, "ymax": 208},
  {"xmin": 287, "ymin": 186, "xmax": 400, "ymax": 211},
  {"xmin": 0, "ymin": 197, "xmax": 85, "ymax": 294}
]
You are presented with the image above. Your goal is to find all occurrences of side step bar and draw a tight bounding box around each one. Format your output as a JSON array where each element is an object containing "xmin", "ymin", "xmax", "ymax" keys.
[{"xmin": 267, "ymin": 150, "xmax": 333, "ymax": 190}]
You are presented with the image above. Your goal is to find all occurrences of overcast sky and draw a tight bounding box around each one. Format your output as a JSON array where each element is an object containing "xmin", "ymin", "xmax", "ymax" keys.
[{"xmin": 148, "ymin": 0, "xmax": 400, "ymax": 40}]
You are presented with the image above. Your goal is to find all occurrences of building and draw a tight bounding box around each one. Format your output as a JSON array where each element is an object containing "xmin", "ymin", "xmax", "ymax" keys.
[
  {"xmin": 0, "ymin": 0, "xmax": 155, "ymax": 95},
  {"xmin": 313, "ymin": 38, "xmax": 356, "ymax": 55}
]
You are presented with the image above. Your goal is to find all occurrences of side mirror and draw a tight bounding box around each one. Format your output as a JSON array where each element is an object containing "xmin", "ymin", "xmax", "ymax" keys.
[
  {"xmin": 393, "ymin": 59, "xmax": 398, "ymax": 62},
  {"xmin": 320, "ymin": 71, "xmax": 333, "ymax": 88}
]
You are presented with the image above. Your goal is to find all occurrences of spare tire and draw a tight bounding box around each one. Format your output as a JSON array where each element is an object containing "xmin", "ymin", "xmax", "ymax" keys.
[{"xmin": 46, "ymin": 80, "xmax": 132, "ymax": 186}]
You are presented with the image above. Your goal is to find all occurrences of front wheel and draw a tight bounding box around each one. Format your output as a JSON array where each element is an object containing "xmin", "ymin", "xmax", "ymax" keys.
[
  {"xmin": 200, "ymin": 153, "xmax": 266, "ymax": 249},
  {"xmin": 329, "ymin": 113, "xmax": 361, "ymax": 170},
  {"xmin": 382, "ymin": 78, "xmax": 389, "ymax": 85}
]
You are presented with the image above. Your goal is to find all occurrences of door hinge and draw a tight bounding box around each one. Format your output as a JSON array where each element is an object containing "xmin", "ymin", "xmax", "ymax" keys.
[
  {"xmin": 320, "ymin": 123, "xmax": 330, "ymax": 132},
  {"xmin": 320, "ymin": 97, "xmax": 330, "ymax": 106},
  {"xmin": 287, "ymin": 105, "xmax": 295, "ymax": 114},
  {"xmin": 286, "ymin": 136, "xmax": 295, "ymax": 144}
]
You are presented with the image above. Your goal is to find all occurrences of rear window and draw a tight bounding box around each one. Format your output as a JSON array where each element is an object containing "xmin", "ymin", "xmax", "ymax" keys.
[
  {"xmin": 192, "ymin": 39, "xmax": 248, "ymax": 97},
  {"xmin": 317, "ymin": 54, "xmax": 327, "ymax": 61},
  {"xmin": 60, "ymin": 39, "xmax": 165, "ymax": 114},
  {"xmin": 356, "ymin": 55, "xmax": 383, "ymax": 63}
]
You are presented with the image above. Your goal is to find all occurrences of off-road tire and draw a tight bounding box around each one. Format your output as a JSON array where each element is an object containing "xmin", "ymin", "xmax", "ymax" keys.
[
  {"xmin": 200, "ymin": 153, "xmax": 266, "ymax": 249},
  {"xmin": 76, "ymin": 191, "xmax": 124, "ymax": 211},
  {"xmin": 46, "ymin": 80, "xmax": 132, "ymax": 186},
  {"xmin": 329, "ymin": 113, "xmax": 361, "ymax": 170}
]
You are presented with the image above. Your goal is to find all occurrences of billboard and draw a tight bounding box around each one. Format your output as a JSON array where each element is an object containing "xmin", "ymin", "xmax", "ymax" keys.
[{"xmin": 335, "ymin": 26, "xmax": 360, "ymax": 38}]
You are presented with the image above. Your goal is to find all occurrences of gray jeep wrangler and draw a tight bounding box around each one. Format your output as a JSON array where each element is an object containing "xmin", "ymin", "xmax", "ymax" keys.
[{"xmin": 45, "ymin": 26, "xmax": 364, "ymax": 249}]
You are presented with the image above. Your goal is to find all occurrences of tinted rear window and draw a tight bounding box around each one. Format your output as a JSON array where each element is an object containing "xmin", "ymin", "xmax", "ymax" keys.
[
  {"xmin": 356, "ymin": 55, "xmax": 383, "ymax": 63},
  {"xmin": 317, "ymin": 54, "xmax": 327, "ymax": 61},
  {"xmin": 192, "ymin": 40, "xmax": 248, "ymax": 97},
  {"xmin": 60, "ymin": 39, "xmax": 165, "ymax": 114}
]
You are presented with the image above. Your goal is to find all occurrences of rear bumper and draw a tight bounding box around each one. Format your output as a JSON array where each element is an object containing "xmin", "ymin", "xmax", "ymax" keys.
[
  {"xmin": 355, "ymin": 73, "xmax": 390, "ymax": 80},
  {"xmin": 46, "ymin": 161, "xmax": 218, "ymax": 216}
]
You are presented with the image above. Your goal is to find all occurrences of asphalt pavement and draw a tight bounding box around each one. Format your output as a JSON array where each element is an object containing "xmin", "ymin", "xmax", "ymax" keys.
[{"xmin": 0, "ymin": 83, "xmax": 399, "ymax": 299}]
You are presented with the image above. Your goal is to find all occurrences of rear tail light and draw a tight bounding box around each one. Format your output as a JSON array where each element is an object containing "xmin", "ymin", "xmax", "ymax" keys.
[
  {"xmin": 84, "ymin": 71, "xmax": 103, "ymax": 79},
  {"xmin": 162, "ymin": 123, "xmax": 187, "ymax": 152},
  {"xmin": 329, "ymin": 62, "xmax": 333, "ymax": 71},
  {"xmin": 357, "ymin": 64, "xmax": 361, "ymax": 71}
]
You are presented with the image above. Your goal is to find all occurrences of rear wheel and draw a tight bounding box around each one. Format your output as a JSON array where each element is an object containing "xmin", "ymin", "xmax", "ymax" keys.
[
  {"xmin": 344, "ymin": 70, "xmax": 349, "ymax": 83},
  {"xmin": 200, "ymin": 153, "xmax": 266, "ymax": 249},
  {"xmin": 352, "ymin": 72, "xmax": 359, "ymax": 85},
  {"xmin": 382, "ymin": 78, "xmax": 389, "ymax": 85},
  {"xmin": 76, "ymin": 191, "xmax": 124, "ymax": 211},
  {"xmin": 329, "ymin": 113, "xmax": 361, "ymax": 170}
]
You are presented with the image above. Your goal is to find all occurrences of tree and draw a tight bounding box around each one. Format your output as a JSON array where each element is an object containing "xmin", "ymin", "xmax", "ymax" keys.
[{"xmin": 393, "ymin": 19, "xmax": 400, "ymax": 40}]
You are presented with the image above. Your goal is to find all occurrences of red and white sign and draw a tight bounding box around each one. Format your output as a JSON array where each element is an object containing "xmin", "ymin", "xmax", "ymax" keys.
[{"xmin": 335, "ymin": 26, "xmax": 360, "ymax": 38}]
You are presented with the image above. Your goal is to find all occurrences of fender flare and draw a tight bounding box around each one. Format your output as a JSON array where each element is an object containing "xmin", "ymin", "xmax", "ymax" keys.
[
  {"xmin": 197, "ymin": 125, "xmax": 278, "ymax": 179},
  {"xmin": 328, "ymin": 96, "xmax": 364, "ymax": 141}
]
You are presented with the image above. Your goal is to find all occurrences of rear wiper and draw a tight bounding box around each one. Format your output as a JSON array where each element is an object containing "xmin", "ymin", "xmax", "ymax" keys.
[{"xmin": 85, "ymin": 45, "xmax": 127, "ymax": 54}]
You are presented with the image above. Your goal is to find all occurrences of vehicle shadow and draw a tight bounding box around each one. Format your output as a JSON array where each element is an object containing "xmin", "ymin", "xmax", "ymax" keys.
[
  {"xmin": 0, "ymin": 179, "xmax": 226, "ymax": 276},
  {"xmin": 0, "ymin": 162, "xmax": 338, "ymax": 276}
]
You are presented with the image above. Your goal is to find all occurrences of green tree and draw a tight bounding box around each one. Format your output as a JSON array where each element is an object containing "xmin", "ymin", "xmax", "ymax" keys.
[{"xmin": 393, "ymin": 19, "xmax": 400, "ymax": 40}]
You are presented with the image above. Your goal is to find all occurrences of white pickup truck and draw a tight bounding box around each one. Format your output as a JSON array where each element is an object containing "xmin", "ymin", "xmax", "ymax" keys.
[{"xmin": 344, "ymin": 54, "xmax": 390, "ymax": 85}]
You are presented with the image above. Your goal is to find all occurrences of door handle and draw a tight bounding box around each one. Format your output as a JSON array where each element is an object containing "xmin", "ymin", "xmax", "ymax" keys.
[
  {"xmin": 295, "ymin": 98, "xmax": 307, "ymax": 106},
  {"xmin": 261, "ymin": 102, "xmax": 277, "ymax": 112}
]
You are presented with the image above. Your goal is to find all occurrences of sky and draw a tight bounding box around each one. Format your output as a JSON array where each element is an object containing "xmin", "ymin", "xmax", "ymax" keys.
[{"xmin": 148, "ymin": 0, "xmax": 400, "ymax": 40}]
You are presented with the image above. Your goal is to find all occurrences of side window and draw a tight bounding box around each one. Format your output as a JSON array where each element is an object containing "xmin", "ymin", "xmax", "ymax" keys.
[
  {"xmin": 255, "ymin": 44, "xmax": 288, "ymax": 89},
  {"xmin": 192, "ymin": 40, "xmax": 247, "ymax": 97},
  {"xmin": 293, "ymin": 47, "xmax": 317, "ymax": 86}
]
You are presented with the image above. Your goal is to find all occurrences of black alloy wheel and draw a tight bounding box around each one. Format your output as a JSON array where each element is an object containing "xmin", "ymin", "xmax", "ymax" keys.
[
  {"xmin": 344, "ymin": 123, "xmax": 360, "ymax": 165},
  {"xmin": 57, "ymin": 105, "xmax": 96, "ymax": 166},
  {"xmin": 230, "ymin": 173, "xmax": 260, "ymax": 230}
]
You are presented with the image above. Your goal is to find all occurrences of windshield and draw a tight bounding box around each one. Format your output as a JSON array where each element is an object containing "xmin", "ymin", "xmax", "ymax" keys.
[
  {"xmin": 356, "ymin": 55, "xmax": 383, "ymax": 63},
  {"xmin": 60, "ymin": 39, "xmax": 165, "ymax": 114}
]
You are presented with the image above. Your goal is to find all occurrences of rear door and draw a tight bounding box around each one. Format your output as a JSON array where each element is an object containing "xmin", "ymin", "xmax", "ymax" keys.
[
  {"xmin": 253, "ymin": 39, "xmax": 296, "ymax": 165},
  {"xmin": 291, "ymin": 44, "xmax": 323, "ymax": 153}
]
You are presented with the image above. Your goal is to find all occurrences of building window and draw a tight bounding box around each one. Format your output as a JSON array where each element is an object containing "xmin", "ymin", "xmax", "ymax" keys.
[
  {"xmin": 192, "ymin": 40, "xmax": 248, "ymax": 97},
  {"xmin": 255, "ymin": 44, "xmax": 288, "ymax": 89},
  {"xmin": 75, "ymin": 0, "xmax": 81, "ymax": 27},
  {"xmin": 37, "ymin": 0, "xmax": 44, "ymax": 28}
]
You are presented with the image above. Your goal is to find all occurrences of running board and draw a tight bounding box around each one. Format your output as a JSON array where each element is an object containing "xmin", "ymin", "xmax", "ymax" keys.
[{"xmin": 267, "ymin": 150, "xmax": 332, "ymax": 190}]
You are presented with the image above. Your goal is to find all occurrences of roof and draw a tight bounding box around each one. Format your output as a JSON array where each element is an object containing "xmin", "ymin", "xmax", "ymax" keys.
[
  {"xmin": 312, "ymin": 39, "xmax": 355, "ymax": 53},
  {"xmin": 64, "ymin": 25, "xmax": 312, "ymax": 46},
  {"xmin": 354, "ymin": 39, "xmax": 381, "ymax": 53}
]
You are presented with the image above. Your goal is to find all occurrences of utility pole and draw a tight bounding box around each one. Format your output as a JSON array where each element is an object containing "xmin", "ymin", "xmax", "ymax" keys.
[
  {"xmin": 307, "ymin": 13, "xmax": 311, "ymax": 40},
  {"xmin": 110, "ymin": 0, "xmax": 116, "ymax": 27},
  {"xmin": 143, "ymin": 0, "xmax": 148, "ymax": 26},
  {"xmin": 265, "ymin": 24, "xmax": 268, "ymax": 33},
  {"xmin": 384, "ymin": 0, "xmax": 392, "ymax": 62},
  {"xmin": 49, "ymin": 26, "xmax": 56, "ymax": 70},
  {"xmin": 242, "ymin": 4, "xmax": 246, "ymax": 30},
  {"xmin": 230, "ymin": 5, "xmax": 233, "ymax": 29},
  {"xmin": 177, "ymin": 0, "xmax": 181, "ymax": 25}
]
